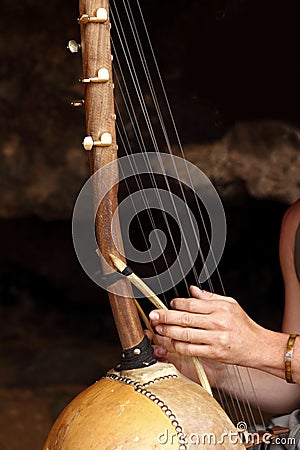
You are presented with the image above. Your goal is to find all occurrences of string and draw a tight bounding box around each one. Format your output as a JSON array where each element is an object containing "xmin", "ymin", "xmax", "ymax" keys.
[
  {"xmin": 110, "ymin": 0, "xmax": 254, "ymax": 427},
  {"xmin": 112, "ymin": 2, "xmax": 216, "ymax": 396},
  {"xmin": 110, "ymin": 0, "xmax": 266, "ymax": 432},
  {"xmin": 112, "ymin": 32, "xmax": 181, "ymax": 302},
  {"xmin": 112, "ymin": 1, "xmax": 216, "ymax": 304},
  {"xmin": 115, "ymin": 99, "xmax": 174, "ymax": 305},
  {"xmin": 111, "ymin": 5, "xmax": 193, "ymax": 298},
  {"xmin": 127, "ymin": 0, "xmax": 267, "ymax": 431},
  {"xmin": 128, "ymin": 0, "xmax": 217, "ymax": 293},
  {"xmin": 111, "ymin": 0, "xmax": 244, "ymax": 422},
  {"xmin": 118, "ymin": 0, "xmax": 215, "ymax": 292},
  {"xmin": 114, "ymin": 29, "xmax": 212, "ymax": 394}
]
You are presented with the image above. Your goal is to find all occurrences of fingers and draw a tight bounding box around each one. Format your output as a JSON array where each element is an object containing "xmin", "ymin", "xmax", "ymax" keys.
[
  {"xmin": 167, "ymin": 294, "xmax": 236, "ymax": 316},
  {"xmin": 189, "ymin": 285, "xmax": 212, "ymax": 300},
  {"xmin": 154, "ymin": 324, "xmax": 219, "ymax": 346},
  {"xmin": 149, "ymin": 290, "xmax": 236, "ymax": 328},
  {"xmin": 149, "ymin": 300, "xmax": 233, "ymax": 329},
  {"xmin": 150, "ymin": 299, "xmax": 214, "ymax": 323},
  {"xmin": 171, "ymin": 341, "xmax": 212, "ymax": 358},
  {"xmin": 149, "ymin": 296, "xmax": 237, "ymax": 336},
  {"xmin": 188, "ymin": 286, "xmax": 237, "ymax": 303},
  {"xmin": 147, "ymin": 289, "xmax": 240, "ymax": 365},
  {"xmin": 170, "ymin": 298, "xmax": 213, "ymax": 313},
  {"xmin": 150, "ymin": 308, "xmax": 213, "ymax": 331},
  {"xmin": 170, "ymin": 297, "xmax": 214, "ymax": 313}
]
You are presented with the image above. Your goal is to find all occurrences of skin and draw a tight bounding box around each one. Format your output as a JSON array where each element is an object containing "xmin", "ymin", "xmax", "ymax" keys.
[
  {"xmin": 150, "ymin": 286, "xmax": 290, "ymax": 374},
  {"xmin": 280, "ymin": 199, "xmax": 300, "ymax": 333},
  {"xmin": 148, "ymin": 200, "xmax": 300, "ymax": 414}
]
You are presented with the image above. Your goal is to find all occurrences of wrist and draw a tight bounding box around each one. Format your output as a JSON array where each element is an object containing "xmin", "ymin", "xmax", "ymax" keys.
[{"xmin": 249, "ymin": 327, "xmax": 289, "ymax": 379}]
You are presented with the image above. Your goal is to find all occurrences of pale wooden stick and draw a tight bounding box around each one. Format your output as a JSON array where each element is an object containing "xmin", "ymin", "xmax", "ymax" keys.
[
  {"xmin": 110, "ymin": 254, "xmax": 212, "ymax": 396},
  {"xmin": 133, "ymin": 299, "xmax": 159, "ymax": 345}
]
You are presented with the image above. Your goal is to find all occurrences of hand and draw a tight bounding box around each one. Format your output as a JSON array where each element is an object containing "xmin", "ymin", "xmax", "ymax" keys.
[
  {"xmin": 145, "ymin": 325, "xmax": 226, "ymax": 388},
  {"xmin": 149, "ymin": 286, "xmax": 265, "ymax": 368},
  {"xmin": 145, "ymin": 329, "xmax": 200, "ymax": 383}
]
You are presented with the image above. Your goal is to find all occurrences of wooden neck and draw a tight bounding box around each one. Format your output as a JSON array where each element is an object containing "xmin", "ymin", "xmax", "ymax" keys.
[{"xmin": 79, "ymin": 0, "xmax": 144, "ymax": 350}]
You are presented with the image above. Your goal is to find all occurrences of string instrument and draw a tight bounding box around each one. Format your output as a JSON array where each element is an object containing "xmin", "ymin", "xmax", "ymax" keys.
[{"xmin": 43, "ymin": 1, "xmax": 288, "ymax": 448}]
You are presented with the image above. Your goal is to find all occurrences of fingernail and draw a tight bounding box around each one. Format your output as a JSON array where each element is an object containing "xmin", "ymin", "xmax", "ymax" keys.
[
  {"xmin": 155, "ymin": 325, "xmax": 163, "ymax": 334},
  {"xmin": 149, "ymin": 311, "xmax": 159, "ymax": 320}
]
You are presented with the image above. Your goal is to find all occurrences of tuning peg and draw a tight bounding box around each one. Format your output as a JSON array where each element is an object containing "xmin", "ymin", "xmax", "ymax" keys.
[
  {"xmin": 78, "ymin": 8, "xmax": 108, "ymax": 24},
  {"xmin": 82, "ymin": 133, "xmax": 113, "ymax": 151},
  {"xmin": 71, "ymin": 99, "xmax": 85, "ymax": 107},
  {"xmin": 80, "ymin": 68, "xmax": 110, "ymax": 83},
  {"xmin": 67, "ymin": 40, "xmax": 81, "ymax": 53}
]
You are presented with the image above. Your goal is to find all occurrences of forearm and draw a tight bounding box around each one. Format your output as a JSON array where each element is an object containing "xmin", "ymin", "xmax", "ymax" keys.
[
  {"xmin": 243, "ymin": 327, "xmax": 300, "ymax": 385},
  {"xmin": 218, "ymin": 365, "xmax": 300, "ymax": 415},
  {"xmin": 217, "ymin": 328, "xmax": 300, "ymax": 414}
]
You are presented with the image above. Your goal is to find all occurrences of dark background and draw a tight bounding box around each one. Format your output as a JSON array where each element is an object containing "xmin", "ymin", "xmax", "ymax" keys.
[{"xmin": 0, "ymin": 0, "xmax": 300, "ymax": 448}]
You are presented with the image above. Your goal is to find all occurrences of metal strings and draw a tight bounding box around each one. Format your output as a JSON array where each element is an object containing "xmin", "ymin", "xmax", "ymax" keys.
[{"xmin": 109, "ymin": 0, "xmax": 265, "ymax": 433}]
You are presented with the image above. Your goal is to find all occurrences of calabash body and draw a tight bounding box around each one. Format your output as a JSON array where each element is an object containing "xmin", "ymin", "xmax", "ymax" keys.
[{"xmin": 43, "ymin": 362, "xmax": 245, "ymax": 449}]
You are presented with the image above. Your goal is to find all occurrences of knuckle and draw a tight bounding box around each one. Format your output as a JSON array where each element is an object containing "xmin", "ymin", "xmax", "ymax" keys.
[
  {"xmin": 160, "ymin": 311, "xmax": 172, "ymax": 324},
  {"xmin": 215, "ymin": 317, "xmax": 227, "ymax": 330},
  {"xmin": 216, "ymin": 332, "xmax": 230, "ymax": 349},
  {"xmin": 182, "ymin": 327, "xmax": 192, "ymax": 342},
  {"xmin": 219, "ymin": 300, "xmax": 236, "ymax": 315},
  {"xmin": 209, "ymin": 313, "xmax": 225, "ymax": 330},
  {"xmin": 219, "ymin": 301, "xmax": 231, "ymax": 313},
  {"xmin": 211, "ymin": 344, "xmax": 226, "ymax": 361},
  {"xmin": 181, "ymin": 312, "xmax": 192, "ymax": 326},
  {"xmin": 159, "ymin": 311, "xmax": 168, "ymax": 323},
  {"xmin": 162, "ymin": 325, "xmax": 171, "ymax": 337}
]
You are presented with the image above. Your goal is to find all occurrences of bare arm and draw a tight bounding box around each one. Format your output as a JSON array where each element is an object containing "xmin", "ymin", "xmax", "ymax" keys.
[
  {"xmin": 280, "ymin": 199, "xmax": 300, "ymax": 333},
  {"xmin": 219, "ymin": 366, "xmax": 300, "ymax": 415}
]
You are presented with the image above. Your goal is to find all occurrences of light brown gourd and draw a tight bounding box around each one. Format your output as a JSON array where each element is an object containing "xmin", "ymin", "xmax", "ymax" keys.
[{"xmin": 43, "ymin": 363, "xmax": 245, "ymax": 449}]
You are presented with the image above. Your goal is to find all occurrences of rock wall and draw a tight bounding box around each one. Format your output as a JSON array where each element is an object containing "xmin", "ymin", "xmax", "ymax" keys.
[
  {"xmin": 185, "ymin": 121, "xmax": 300, "ymax": 205},
  {"xmin": 1, "ymin": 0, "xmax": 300, "ymax": 220}
]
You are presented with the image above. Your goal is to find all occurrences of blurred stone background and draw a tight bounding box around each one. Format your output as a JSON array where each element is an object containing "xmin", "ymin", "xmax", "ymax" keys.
[{"xmin": 1, "ymin": 0, "xmax": 300, "ymax": 448}]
